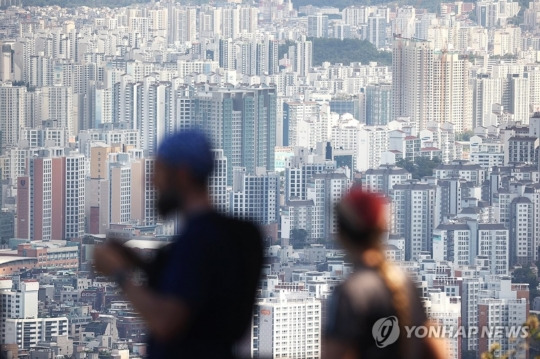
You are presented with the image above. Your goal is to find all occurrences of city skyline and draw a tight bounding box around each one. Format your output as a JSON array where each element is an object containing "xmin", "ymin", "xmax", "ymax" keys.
[{"xmin": 1, "ymin": 0, "xmax": 540, "ymax": 358}]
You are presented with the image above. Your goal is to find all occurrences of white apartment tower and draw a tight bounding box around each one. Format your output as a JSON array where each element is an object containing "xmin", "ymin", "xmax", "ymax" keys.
[
  {"xmin": 170, "ymin": 7, "xmax": 197, "ymax": 44},
  {"xmin": 221, "ymin": 7, "xmax": 240, "ymax": 39},
  {"xmin": 357, "ymin": 125, "xmax": 389, "ymax": 172},
  {"xmin": 433, "ymin": 222, "xmax": 509, "ymax": 275},
  {"xmin": 510, "ymin": 197, "xmax": 534, "ymax": 266},
  {"xmin": 478, "ymin": 278, "xmax": 528, "ymax": 358},
  {"xmin": 0, "ymin": 83, "xmax": 26, "ymax": 151},
  {"xmin": 307, "ymin": 172, "xmax": 349, "ymax": 241},
  {"xmin": 392, "ymin": 37, "xmax": 433, "ymax": 131},
  {"xmin": 109, "ymin": 154, "xmax": 132, "ymax": 225},
  {"xmin": 0, "ymin": 45, "xmax": 11, "ymax": 81},
  {"xmin": 362, "ymin": 165, "xmax": 412, "ymax": 195},
  {"xmin": 230, "ymin": 167, "xmax": 280, "ymax": 225},
  {"xmin": 367, "ymin": 15, "xmax": 387, "ymax": 48},
  {"xmin": 141, "ymin": 77, "xmax": 170, "ymax": 156},
  {"xmin": 33, "ymin": 86, "xmax": 75, "ymax": 136},
  {"xmin": 393, "ymin": 6, "xmax": 416, "ymax": 38},
  {"xmin": 432, "ymin": 51, "xmax": 472, "ymax": 132},
  {"xmin": 295, "ymin": 38, "xmax": 313, "ymax": 78},
  {"xmin": 472, "ymin": 74, "xmax": 503, "ymax": 128},
  {"xmin": 209, "ymin": 149, "xmax": 228, "ymax": 214},
  {"xmin": 252, "ymin": 292, "xmax": 321, "ymax": 359},
  {"xmin": 424, "ymin": 291, "xmax": 461, "ymax": 359},
  {"xmin": 508, "ymin": 73, "xmax": 530, "ymax": 124},
  {"xmin": 392, "ymin": 182, "xmax": 438, "ymax": 260}
]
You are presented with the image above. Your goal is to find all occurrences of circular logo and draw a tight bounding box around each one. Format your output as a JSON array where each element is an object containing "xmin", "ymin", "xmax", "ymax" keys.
[{"xmin": 372, "ymin": 316, "xmax": 400, "ymax": 348}]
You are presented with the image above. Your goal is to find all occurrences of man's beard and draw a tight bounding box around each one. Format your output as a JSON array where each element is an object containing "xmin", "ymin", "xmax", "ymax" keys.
[{"xmin": 156, "ymin": 189, "xmax": 183, "ymax": 218}]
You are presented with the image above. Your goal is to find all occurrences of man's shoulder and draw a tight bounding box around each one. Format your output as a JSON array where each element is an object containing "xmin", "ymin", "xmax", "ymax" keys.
[
  {"xmin": 207, "ymin": 212, "xmax": 261, "ymax": 237},
  {"xmin": 193, "ymin": 212, "xmax": 263, "ymax": 248}
]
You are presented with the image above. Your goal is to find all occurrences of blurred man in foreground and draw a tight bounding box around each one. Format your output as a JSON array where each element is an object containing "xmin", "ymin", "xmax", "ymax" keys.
[
  {"xmin": 94, "ymin": 130, "xmax": 264, "ymax": 358},
  {"xmin": 322, "ymin": 188, "xmax": 447, "ymax": 359}
]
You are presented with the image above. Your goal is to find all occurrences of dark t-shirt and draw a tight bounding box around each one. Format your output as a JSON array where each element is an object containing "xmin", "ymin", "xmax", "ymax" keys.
[
  {"xmin": 145, "ymin": 211, "xmax": 263, "ymax": 359},
  {"xmin": 324, "ymin": 265, "xmax": 427, "ymax": 359}
]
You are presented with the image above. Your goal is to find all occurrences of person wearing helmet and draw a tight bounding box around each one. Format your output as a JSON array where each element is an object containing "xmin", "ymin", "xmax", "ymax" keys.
[
  {"xmin": 93, "ymin": 129, "xmax": 264, "ymax": 359},
  {"xmin": 322, "ymin": 188, "xmax": 447, "ymax": 359}
]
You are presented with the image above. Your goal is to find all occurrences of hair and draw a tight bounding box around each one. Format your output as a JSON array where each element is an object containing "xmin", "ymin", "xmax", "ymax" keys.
[
  {"xmin": 337, "ymin": 211, "xmax": 411, "ymax": 354},
  {"xmin": 375, "ymin": 254, "xmax": 411, "ymax": 354}
]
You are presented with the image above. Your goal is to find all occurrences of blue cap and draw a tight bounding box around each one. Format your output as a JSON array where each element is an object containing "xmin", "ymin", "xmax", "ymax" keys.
[{"xmin": 156, "ymin": 129, "xmax": 214, "ymax": 181}]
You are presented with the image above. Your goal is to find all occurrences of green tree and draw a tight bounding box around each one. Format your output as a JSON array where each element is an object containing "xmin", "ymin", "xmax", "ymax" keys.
[
  {"xmin": 415, "ymin": 157, "xmax": 441, "ymax": 178},
  {"xmin": 395, "ymin": 157, "xmax": 440, "ymax": 180},
  {"xmin": 512, "ymin": 265, "xmax": 540, "ymax": 299},
  {"xmin": 395, "ymin": 158, "xmax": 415, "ymax": 174},
  {"xmin": 456, "ymin": 130, "xmax": 474, "ymax": 141}
]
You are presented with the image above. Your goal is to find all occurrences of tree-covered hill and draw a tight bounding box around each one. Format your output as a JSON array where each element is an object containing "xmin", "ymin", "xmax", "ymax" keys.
[
  {"xmin": 21, "ymin": 0, "xmax": 148, "ymax": 7},
  {"xmin": 294, "ymin": 0, "xmax": 470, "ymax": 12},
  {"xmin": 311, "ymin": 38, "xmax": 392, "ymax": 66},
  {"xmin": 19, "ymin": 0, "xmax": 465, "ymax": 12},
  {"xmin": 280, "ymin": 38, "xmax": 392, "ymax": 67}
]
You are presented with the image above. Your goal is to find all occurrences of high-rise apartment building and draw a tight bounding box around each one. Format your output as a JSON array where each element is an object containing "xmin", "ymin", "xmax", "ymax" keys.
[
  {"xmin": 362, "ymin": 165, "xmax": 412, "ymax": 195},
  {"xmin": 294, "ymin": 38, "xmax": 312, "ymax": 78},
  {"xmin": 472, "ymin": 74, "xmax": 504, "ymax": 128},
  {"xmin": 365, "ymin": 83, "xmax": 392, "ymax": 126},
  {"xmin": 109, "ymin": 153, "xmax": 133, "ymax": 225},
  {"xmin": 433, "ymin": 221, "xmax": 509, "ymax": 274},
  {"xmin": 181, "ymin": 85, "xmax": 276, "ymax": 180},
  {"xmin": 357, "ymin": 125, "xmax": 389, "ymax": 171},
  {"xmin": 219, "ymin": 38, "xmax": 234, "ymax": 70},
  {"xmin": 392, "ymin": 36, "xmax": 433, "ymax": 131},
  {"xmin": 17, "ymin": 150, "xmax": 66, "ymax": 241},
  {"xmin": 367, "ymin": 15, "xmax": 387, "ymax": 48},
  {"xmin": 141, "ymin": 76, "xmax": 170, "ymax": 156},
  {"xmin": 33, "ymin": 86, "xmax": 75, "ymax": 136},
  {"xmin": 209, "ymin": 149, "xmax": 228, "ymax": 214},
  {"xmin": 283, "ymin": 101, "xmax": 320, "ymax": 147},
  {"xmin": 392, "ymin": 182, "xmax": 438, "ymax": 260},
  {"xmin": 424, "ymin": 291, "xmax": 461, "ymax": 359},
  {"xmin": 509, "ymin": 197, "xmax": 534, "ymax": 266},
  {"xmin": 230, "ymin": 167, "xmax": 280, "ymax": 225},
  {"xmin": 285, "ymin": 156, "xmax": 336, "ymax": 201},
  {"xmin": 307, "ymin": 172, "xmax": 349, "ymax": 241},
  {"xmin": 477, "ymin": 278, "xmax": 528, "ymax": 357},
  {"xmin": 252, "ymin": 292, "xmax": 321, "ymax": 359},
  {"xmin": 508, "ymin": 73, "xmax": 530, "ymax": 124},
  {"xmin": 307, "ymin": 14, "xmax": 328, "ymax": 38},
  {"xmin": 64, "ymin": 153, "xmax": 86, "ymax": 240},
  {"xmin": 432, "ymin": 51, "xmax": 472, "ymax": 132},
  {"xmin": 393, "ymin": 6, "xmax": 416, "ymax": 38},
  {"xmin": 17, "ymin": 149, "xmax": 85, "ymax": 241},
  {"xmin": 221, "ymin": 7, "xmax": 240, "ymax": 39},
  {"xmin": 0, "ymin": 83, "xmax": 26, "ymax": 152},
  {"xmin": 0, "ymin": 45, "xmax": 12, "ymax": 81},
  {"xmin": 169, "ymin": 7, "xmax": 197, "ymax": 44},
  {"xmin": 342, "ymin": 6, "xmax": 369, "ymax": 26}
]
